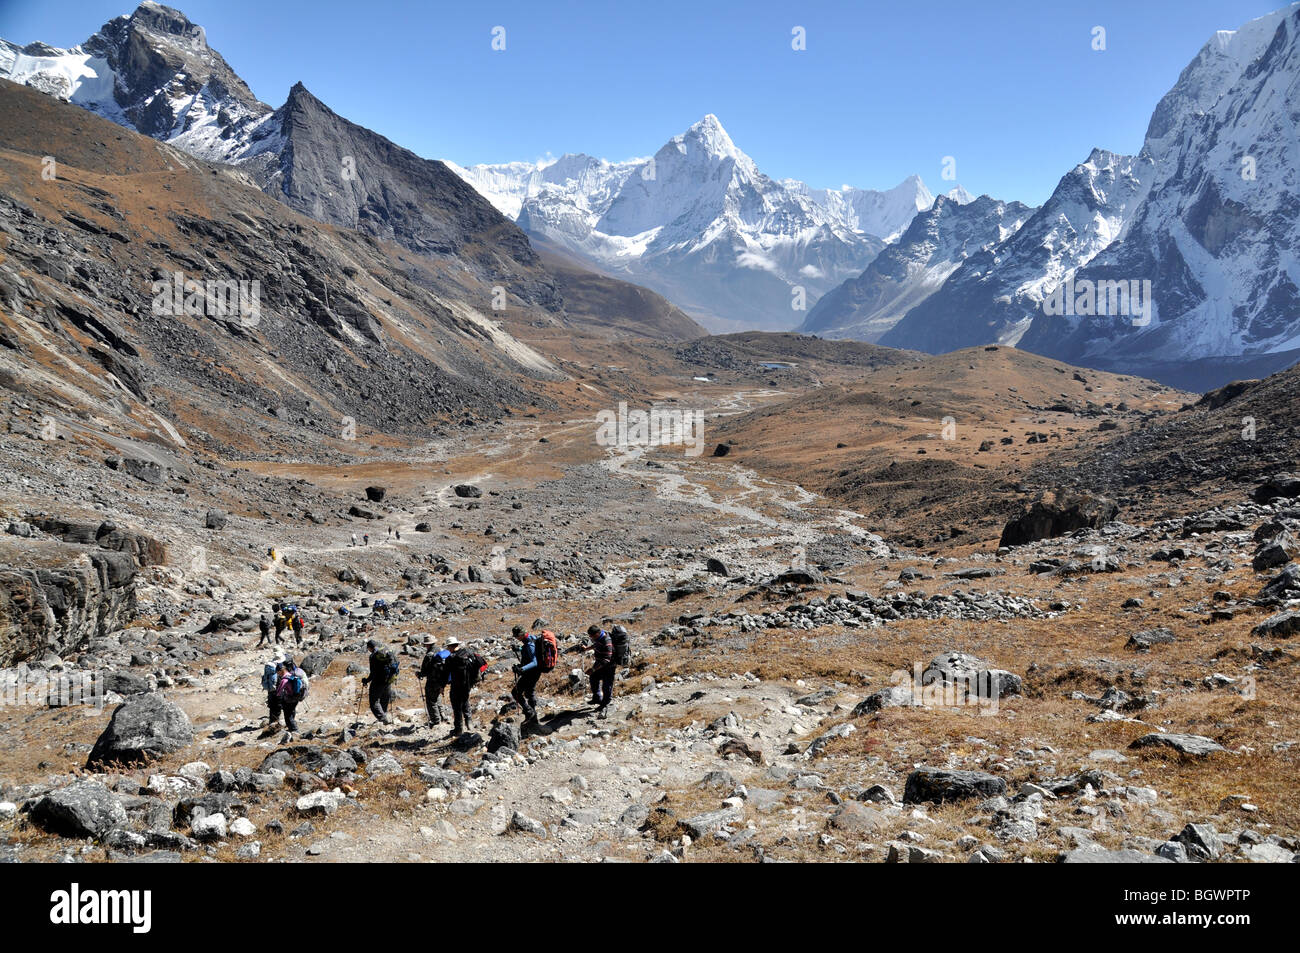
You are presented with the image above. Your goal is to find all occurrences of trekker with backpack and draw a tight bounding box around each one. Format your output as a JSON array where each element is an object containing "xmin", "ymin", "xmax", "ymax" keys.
[
  {"xmin": 262, "ymin": 654, "xmax": 284, "ymax": 729},
  {"xmin": 579, "ymin": 624, "xmax": 616, "ymax": 716},
  {"xmin": 272, "ymin": 608, "xmax": 286, "ymax": 644},
  {"xmin": 362, "ymin": 638, "xmax": 400, "ymax": 724},
  {"xmin": 446, "ymin": 636, "xmax": 486, "ymax": 736},
  {"xmin": 276, "ymin": 658, "xmax": 309, "ymax": 734},
  {"xmin": 512, "ymin": 619, "xmax": 558, "ymax": 730},
  {"xmin": 291, "ymin": 611, "xmax": 305, "ymax": 646},
  {"xmin": 257, "ymin": 613, "xmax": 272, "ymax": 648},
  {"xmin": 416, "ymin": 635, "xmax": 452, "ymax": 726}
]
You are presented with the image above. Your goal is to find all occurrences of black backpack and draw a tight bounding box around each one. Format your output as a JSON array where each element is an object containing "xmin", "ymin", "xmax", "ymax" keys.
[
  {"xmin": 373, "ymin": 649, "xmax": 399, "ymax": 683},
  {"xmin": 455, "ymin": 650, "xmax": 487, "ymax": 687},
  {"xmin": 611, "ymin": 628, "xmax": 631, "ymax": 665},
  {"xmin": 422, "ymin": 652, "xmax": 450, "ymax": 685}
]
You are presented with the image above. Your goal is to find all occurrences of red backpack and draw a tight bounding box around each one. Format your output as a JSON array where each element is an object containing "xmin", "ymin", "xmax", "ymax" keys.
[{"xmin": 535, "ymin": 630, "xmax": 559, "ymax": 672}]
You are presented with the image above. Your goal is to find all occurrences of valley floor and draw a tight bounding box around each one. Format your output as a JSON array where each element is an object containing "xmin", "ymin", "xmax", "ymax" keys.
[{"xmin": 0, "ymin": 384, "xmax": 1296, "ymax": 864}]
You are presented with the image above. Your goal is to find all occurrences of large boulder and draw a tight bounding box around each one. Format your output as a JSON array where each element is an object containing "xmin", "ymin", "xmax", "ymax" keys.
[
  {"xmin": 999, "ymin": 493, "xmax": 1118, "ymax": 548},
  {"xmin": 1253, "ymin": 611, "xmax": 1300, "ymax": 639},
  {"xmin": 1252, "ymin": 533, "xmax": 1296, "ymax": 571},
  {"xmin": 487, "ymin": 720, "xmax": 520, "ymax": 754},
  {"xmin": 772, "ymin": 567, "xmax": 826, "ymax": 586},
  {"xmin": 1260, "ymin": 564, "xmax": 1300, "ymax": 601},
  {"xmin": 922, "ymin": 652, "xmax": 1022, "ymax": 698},
  {"xmin": 298, "ymin": 651, "xmax": 334, "ymax": 678},
  {"xmin": 32, "ymin": 781, "xmax": 127, "ymax": 838},
  {"xmin": 1253, "ymin": 473, "xmax": 1300, "ymax": 504},
  {"xmin": 122, "ymin": 458, "xmax": 166, "ymax": 485},
  {"xmin": 87, "ymin": 693, "xmax": 193, "ymax": 767},
  {"xmin": 1128, "ymin": 733, "xmax": 1226, "ymax": 757},
  {"xmin": 903, "ymin": 767, "xmax": 1006, "ymax": 804},
  {"xmin": 452, "ymin": 484, "xmax": 482, "ymax": 499}
]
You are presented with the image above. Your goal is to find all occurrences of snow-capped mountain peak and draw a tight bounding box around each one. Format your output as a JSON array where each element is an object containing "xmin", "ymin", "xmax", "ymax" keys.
[
  {"xmin": 0, "ymin": 2, "xmax": 274, "ymax": 162},
  {"xmin": 448, "ymin": 115, "xmax": 981, "ymax": 330},
  {"xmin": 675, "ymin": 113, "xmax": 744, "ymax": 163}
]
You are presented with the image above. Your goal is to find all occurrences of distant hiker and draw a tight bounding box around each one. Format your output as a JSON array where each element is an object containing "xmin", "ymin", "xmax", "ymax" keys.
[
  {"xmin": 276, "ymin": 657, "xmax": 309, "ymax": 734},
  {"xmin": 257, "ymin": 613, "xmax": 272, "ymax": 647},
  {"xmin": 351, "ymin": 533, "xmax": 358, "ymax": 547},
  {"xmin": 362, "ymin": 638, "xmax": 399, "ymax": 724},
  {"xmin": 446, "ymin": 636, "xmax": 486, "ymax": 736},
  {"xmin": 610, "ymin": 624, "xmax": 632, "ymax": 668},
  {"xmin": 580, "ymin": 624, "xmax": 616, "ymax": 714},
  {"xmin": 364, "ymin": 533, "xmax": 370, "ymax": 546},
  {"xmin": 416, "ymin": 635, "xmax": 451, "ymax": 726},
  {"xmin": 262, "ymin": 655, "xmax": 284, "ymax": 728},
  {"xmin": 395, "ymin": 530, "xmax": 401, "ymax": 541},
  {"xmin": 273, "ymin": 610, "xmax": 287, "ymax": 644},
  {"xmin": 291, "ymin": 611, "xmax": 305, "ymax": 645},
  {"xmin": 374, "ymin": 598, "xmax": 389, "ymax": 619},
  {"xmin": 387, "ymin": 526, "xmax": 392, "ymax": 539}
]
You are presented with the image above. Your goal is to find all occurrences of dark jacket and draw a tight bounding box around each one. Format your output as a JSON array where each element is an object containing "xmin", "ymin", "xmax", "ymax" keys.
[
  {"xmin": 448, "ymin": 647, "xmax": 479, "ymax": 690},
  {"xmin": 369, "ymin": 649, "xmax": 398, "ymax": 685},
  {"xmin": 588, "ymin": 631, "xmax": 613, "ymax": 666},
  {"xmin": 419, "ymin": 648, "xmax": 451, "ymax": 686}
]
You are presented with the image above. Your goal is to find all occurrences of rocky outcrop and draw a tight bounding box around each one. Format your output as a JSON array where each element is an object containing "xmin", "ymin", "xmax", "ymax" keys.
[
  {"xmin": 0, "ymin": 520, "xmax": 162, "ymax": 666},
  {"xmin": 999, "ymin": 493, "xmax": 1118, "ymax": 548},
  {"xmin": 28, "ymin": 518, "xmax": 166, "ymax": 566},
  {"xmin": 0, "ymin": 551, "xmax": 139, "ymax": 666}
]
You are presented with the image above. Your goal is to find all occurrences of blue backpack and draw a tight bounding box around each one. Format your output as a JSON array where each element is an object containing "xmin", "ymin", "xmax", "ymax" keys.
[{"xmin": 281, "ymin": 668, "xmax": 309, "ymax": 702}]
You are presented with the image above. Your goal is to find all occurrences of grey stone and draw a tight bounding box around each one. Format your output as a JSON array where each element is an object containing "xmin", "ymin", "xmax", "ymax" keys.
[
  {"xmin": 87, "ymin": 692, "xmax": 193, "ymax": 766},
  {"xmin": 32, "ymin": 781, "xmax": 127, "ymax": 839},
  {"xmin": 1129, "ymin": 733, "xmax": 1226, "ymax": 757},
  {"xmin": 903, "ymin": 767, "xmax": 1006, "ymax": 804}
]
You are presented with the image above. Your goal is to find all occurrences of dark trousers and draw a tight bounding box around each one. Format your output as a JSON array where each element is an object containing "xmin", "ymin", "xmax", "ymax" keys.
[
  {"xmin": 282, "ymin": 699, "xmax": 299, "ymax": 732},
  {"xmin": 512, "ymin": 670, "xmax": 540, "ymax": 718},
  {"xmin": 370, "ymin": 683, "xmax": 392, "ymax": 721},
  {"xmin": 424, "ymin": 683, "xmax": 445, "ymax": 724},
  {"xmin": 450, "ymin": 684, "xmax": 472, "ymax": 733},
  {"xmin": 590, "ymin": 664, "xmax": 615, "ymax": 706},
  {"xmin": 267, "ymin": 691, "xmax": 282, "ymax": 724}
]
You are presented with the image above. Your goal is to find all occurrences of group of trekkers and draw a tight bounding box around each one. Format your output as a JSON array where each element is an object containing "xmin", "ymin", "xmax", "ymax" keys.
[
  {"xmin": 257, "ymin": 603, "xmax": 305, "ymax": 648},
  {"xmin": 261, "ymin": 618, "xmax": 632, "ymax": 740}
]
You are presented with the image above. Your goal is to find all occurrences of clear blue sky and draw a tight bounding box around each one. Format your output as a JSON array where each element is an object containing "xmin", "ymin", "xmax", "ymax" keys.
[{"xmin": 0, "ymin": 0, "xmax": 1286, "ymax": 204}]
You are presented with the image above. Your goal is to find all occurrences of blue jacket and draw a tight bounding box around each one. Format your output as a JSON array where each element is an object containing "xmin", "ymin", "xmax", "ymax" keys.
[{"xmin": 518, "ymin": 635, "xmax": 539, "ymax": 674}]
